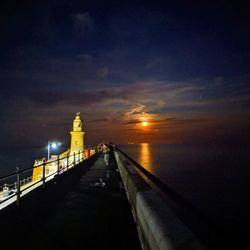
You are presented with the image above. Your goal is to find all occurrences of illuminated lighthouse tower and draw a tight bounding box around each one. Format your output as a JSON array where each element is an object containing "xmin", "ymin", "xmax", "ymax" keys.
[{"xmin": 70, "ymin": 112, "xmax": 85, "ymax": 155}]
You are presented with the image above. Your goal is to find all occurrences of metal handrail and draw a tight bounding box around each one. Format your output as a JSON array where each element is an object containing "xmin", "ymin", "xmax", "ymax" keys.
[{"xmin": 0, "ymin": 150, "xmax": 89, "ymax": 208}]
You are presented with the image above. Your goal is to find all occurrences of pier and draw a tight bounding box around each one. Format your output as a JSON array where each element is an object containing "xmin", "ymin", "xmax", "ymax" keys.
[
  {"xmin": 0, "ymin": 151, "xmax": 141, "ymax": 249},
  {"xmin": 0, "ymin": 113, "xmax": 219, "ymax": 249},
  {"xmin": 0, "ymin": 147, "xmax": 211, "ymax": 250}
]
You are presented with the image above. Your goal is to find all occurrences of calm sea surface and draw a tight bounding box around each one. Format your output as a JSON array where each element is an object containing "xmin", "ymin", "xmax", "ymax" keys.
[
  {"xmin": 0, "ymin": 146, "xmax": 66, "ymax": 176},
  {"xmin": 120, "ymin": 143, "xmax": 250, "ymax": 232},
  {"xmin": 1, "ymin": 143, "xmax": 249, "ymax": 235}
]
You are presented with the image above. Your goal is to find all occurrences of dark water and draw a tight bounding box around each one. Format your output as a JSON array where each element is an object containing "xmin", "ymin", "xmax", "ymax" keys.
[
  {"xmin": 0, "ymin": 146, "xmax": 67, "ymax": 176},
  {"xmin": 120, "ymin": 143, "xmax": 250, "ymax": 238}
]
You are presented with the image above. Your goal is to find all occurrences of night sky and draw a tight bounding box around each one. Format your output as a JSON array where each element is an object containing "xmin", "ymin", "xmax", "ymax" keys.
[{"xmin": 0, "ymin": 0, "xmax": 249, "ymax": 147}]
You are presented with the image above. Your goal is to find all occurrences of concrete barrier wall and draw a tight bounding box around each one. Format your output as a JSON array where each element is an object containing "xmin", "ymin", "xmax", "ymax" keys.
[{"xmin": 114, "ymin": 151, "xmax": 207, "ymax": 250}]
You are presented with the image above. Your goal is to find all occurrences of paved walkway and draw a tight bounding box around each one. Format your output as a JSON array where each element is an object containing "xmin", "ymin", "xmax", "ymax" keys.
[{"xmin": 0, "ymin": 152, "xmax": 141, "ymax": 250}]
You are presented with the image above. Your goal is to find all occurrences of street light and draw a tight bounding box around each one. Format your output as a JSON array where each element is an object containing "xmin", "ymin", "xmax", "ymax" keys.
[{"xmin": 47, "ymin": 140, "xmax": 61, "ymax": 160}]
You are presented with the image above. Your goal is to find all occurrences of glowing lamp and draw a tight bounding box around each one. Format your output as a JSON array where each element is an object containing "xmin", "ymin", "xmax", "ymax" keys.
[{"xmin": 47, "ymin": 141, "xmax": 61, "ymax": 160}]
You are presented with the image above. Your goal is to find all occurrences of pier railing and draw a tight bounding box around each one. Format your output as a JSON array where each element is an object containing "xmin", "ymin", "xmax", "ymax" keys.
[
  {"xmin": 0, "ymin": 150, "xmax": 88, "ymax": 210},
  {"xmin": 114, "ymin": 147, "xmax": 211, "ymax": 250}
]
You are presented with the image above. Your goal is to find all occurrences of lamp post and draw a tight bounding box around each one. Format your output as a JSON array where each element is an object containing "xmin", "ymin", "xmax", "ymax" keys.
[
  {"xmin": 47, "ymin": 141, "xmax": 60, "ymax": 160},
  {"xmin": 48, "ymin": 140, "xmax": 50, "ymax": 160}
]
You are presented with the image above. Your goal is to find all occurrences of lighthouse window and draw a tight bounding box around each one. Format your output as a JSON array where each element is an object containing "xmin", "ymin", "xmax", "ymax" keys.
[{"xmin": 75, "ymin": 141, "xmax": 78, "ymax": 145}]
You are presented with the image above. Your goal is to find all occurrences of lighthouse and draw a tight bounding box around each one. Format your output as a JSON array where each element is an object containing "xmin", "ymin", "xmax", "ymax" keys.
[
  {"xmin": 32, "ymin": 112, "xmax": 86, "ymax": 182},
  {"xmin": 70, "ymin": 112, "xmax": 85, "ymax": 155}
]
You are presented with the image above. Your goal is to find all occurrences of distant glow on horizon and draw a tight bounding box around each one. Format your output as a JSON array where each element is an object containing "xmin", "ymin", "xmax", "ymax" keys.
[{"xmin": 142, "ymin": 121, "xmax": 148, "ymax": 127}]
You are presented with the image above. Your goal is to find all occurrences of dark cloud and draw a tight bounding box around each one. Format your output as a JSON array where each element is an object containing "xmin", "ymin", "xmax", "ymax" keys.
[
  {"xmin": 72, "ymin": 12, "xmax": 94, "ymax": 37},
  {"xmin": 124, "ymin": 117, "xmax": 177, "ymax": 125},
  {"xmin": 24, "ymin": 89, "xmax": 128, "ymax": 107},
  {"xmin": 124, "ymin": 120, "xmax": 140, "ymax": 125},
  {"xmin": 91, "ymin": 118, "xmax": 110, "ymax": 123},
  {"xmin": 96, "ymin": 67, "xmax": 109, "ymax": 78}
]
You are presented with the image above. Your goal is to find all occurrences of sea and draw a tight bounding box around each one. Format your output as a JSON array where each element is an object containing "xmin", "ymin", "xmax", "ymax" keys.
[
  {"xmin": 119, "ymin": 143, "xmax": 250, "ymax": 242},
  {"xmin": 1, "ymin": 143, "xmax": 249, "ymax": 244}
]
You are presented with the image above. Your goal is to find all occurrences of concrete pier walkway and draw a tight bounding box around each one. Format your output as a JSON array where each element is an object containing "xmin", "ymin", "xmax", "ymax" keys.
[{"xmin": 0, "ymin": 152, "xmax": 141, "ymax": 250}]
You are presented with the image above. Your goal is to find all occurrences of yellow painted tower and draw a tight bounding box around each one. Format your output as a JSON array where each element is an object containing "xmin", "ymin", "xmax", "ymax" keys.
[
  {"xmin": 32, "ymin": 112, "xmax": 85, "ymax": 182},
  {"xmin": 70, "ymin": 112, "xmax": 85, "ymax": 155}
]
